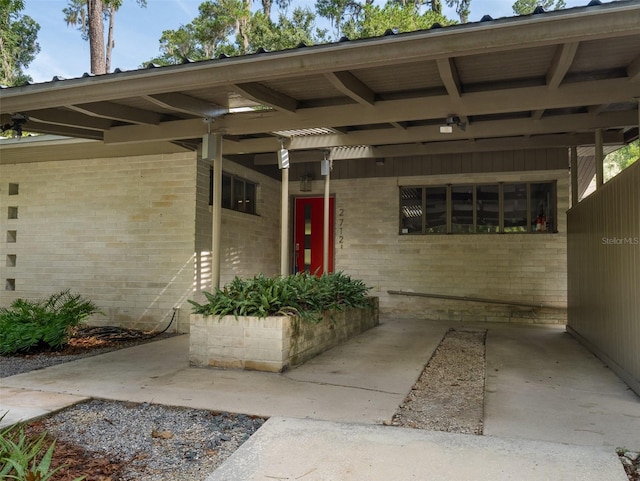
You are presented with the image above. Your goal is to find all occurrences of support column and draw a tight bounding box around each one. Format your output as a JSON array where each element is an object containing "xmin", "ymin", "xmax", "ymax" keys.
[
  {"xmin": 323, "ymin": 170, "xmax": 330, "ymax": 275},
  {"xmin": 570, "ymin": 145, "xmax": 578, "ymax": 208},
  {"xmin": 595, "ymin": 128, "xmax": 604, "ymax": 189},
  {"xmin": 280, "ymin": 167, "xmax": 289, "ymax": 276},
  {"xmin": 210, "ymin": 134, "xmax": 224, "ymax": 291}
]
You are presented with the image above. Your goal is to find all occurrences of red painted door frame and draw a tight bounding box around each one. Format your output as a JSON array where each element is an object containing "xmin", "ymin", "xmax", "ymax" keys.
[{"xmin": 294, "ymin": 197, "xmax": 335, "ymax": 275}]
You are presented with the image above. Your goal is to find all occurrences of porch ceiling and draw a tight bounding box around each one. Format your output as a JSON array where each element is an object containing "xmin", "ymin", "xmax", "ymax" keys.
[{"xmin": 1, "ymin": 1, "xmax": 639, "ymax": 165}]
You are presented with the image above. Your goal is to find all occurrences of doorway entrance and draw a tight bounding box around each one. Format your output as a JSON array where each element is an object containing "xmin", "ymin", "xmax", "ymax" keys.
[{"xmin": 294, "ymin": 197, "xmax": 335, "ymax": 275}]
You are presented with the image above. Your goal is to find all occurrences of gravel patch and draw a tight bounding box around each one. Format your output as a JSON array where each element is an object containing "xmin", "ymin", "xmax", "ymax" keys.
[
  {"xmin": 31, "ymin": 399, "xmax": 265, "ymax": 481},
  {"xmin": 391, "ymin": 328, "xmax": 487, "ymax": 435}
]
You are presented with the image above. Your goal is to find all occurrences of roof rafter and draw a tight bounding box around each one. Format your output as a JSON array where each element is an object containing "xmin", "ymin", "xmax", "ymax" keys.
[
  {"xmin": 547, "ymin": 42, "xmax": 580, "ymax": 89},
  {"xmin": 144, "ymin": 93, "xmax": 227, "ymax": 118},
  {"xmin": 436, "ymin": 57, "xmax": 462, "ymax": 99},
  {"xmin": 19, "ymin": 120, "xmax": 104, "ymax": 140},
  {"xmin": 325, "ymin": 71, "xmax": 376, "ymax": 106},
  {"xmin": 27, "ymin": 109, "xmax": 113, "ymax": 131},
  {"xmin": 233, "ymin": 82, "xmax": 298, "ymax": 112},
  {"xmin": 103, "ymin": 77, "xmax": 640, "ymax": 144},
  {"xmin": 67, "ymin": 102, "xmax": 161, "ymax": 125}
]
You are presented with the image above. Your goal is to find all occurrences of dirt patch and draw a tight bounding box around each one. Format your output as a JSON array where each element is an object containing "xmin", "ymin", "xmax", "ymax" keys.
[{"xmin": 392, "ymin": 328, "xmax": 487, "ymax": 435}]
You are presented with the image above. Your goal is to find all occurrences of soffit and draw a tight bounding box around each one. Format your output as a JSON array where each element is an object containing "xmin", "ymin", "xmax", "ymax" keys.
[{"xmin": 1, "ymin": 0, "xmax": 639, "ymax": 167}]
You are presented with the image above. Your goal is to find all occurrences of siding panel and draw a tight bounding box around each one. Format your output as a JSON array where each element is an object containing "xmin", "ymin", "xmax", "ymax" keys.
[{"xmin": 567, "ymin": 160, "xmax": 640, "ymax": 395}]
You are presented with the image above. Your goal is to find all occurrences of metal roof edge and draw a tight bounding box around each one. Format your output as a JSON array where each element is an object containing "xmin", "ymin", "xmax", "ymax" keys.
[{"xmin": 0, "ymin": 0, "xmax": 637, "ymax": 97}]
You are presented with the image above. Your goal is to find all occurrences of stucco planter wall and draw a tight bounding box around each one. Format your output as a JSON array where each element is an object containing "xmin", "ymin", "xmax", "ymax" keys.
[{"xmin": 189, "ymin": 298, "xmax": 379, "ymax": 372}]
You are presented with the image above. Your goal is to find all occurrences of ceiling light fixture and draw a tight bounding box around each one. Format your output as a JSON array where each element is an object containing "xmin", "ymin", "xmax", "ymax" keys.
[{"xmin": 439, "ymin": 115, "xmax": 466, "ymax": 134}]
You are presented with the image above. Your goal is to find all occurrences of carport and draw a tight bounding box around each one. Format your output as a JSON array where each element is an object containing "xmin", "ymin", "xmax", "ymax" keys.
[{"xmin": 1, "ymin": 1, "xmax": 639, "ymax": 393}]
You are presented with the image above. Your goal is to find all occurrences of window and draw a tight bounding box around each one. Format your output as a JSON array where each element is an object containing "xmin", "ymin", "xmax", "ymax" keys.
[
  {"xmin": 210, "ymin": 171, "xmax": 257, "ymax": 215},
  {"xmin": 400, "ymin": 181, "xmax": 556, "ymax": 234}
]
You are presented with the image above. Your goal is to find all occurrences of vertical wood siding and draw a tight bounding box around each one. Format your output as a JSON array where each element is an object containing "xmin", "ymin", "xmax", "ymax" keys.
[{"xmin": 567, "ymin": 160, "xmax": 640, "ymax": 395}]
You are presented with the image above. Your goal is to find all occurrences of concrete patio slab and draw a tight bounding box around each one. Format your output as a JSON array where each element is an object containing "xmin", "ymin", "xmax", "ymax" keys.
[
  {"xmin": 0, "ymin": 319, "xmax": 448, "ymax": 425},
  {"xmin": 484, "ymin": 323, "xmax": 640, "ymax": 448},
  {"xmin": 1, "ymin": 318, "xmax": 638, "ymax": 481},
  {"xmin": 0, "ymin": 387, "xmax": 88, "ymax": 428},
  {"xmin": 206, "ymin": 417, "xmax": 628, "ymax": 481}
]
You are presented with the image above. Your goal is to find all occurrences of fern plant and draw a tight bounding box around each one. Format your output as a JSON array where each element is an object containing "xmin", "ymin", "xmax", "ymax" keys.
[
  {"xmin": 0, "ymin": 290, "xmax": 100, "ymax": 355},
  {"xmin": 189, "ymin": 272, "xmax": 372, "ymax": 323}
]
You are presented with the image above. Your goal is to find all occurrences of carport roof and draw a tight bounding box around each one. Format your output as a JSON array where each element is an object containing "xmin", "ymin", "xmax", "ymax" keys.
[{"xmin": 1, "ymin": 0, "xmax": 639, "ymax": 163}]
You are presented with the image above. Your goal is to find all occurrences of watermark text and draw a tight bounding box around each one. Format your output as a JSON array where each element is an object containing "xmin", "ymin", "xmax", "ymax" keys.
[{"xmin": 601, "ymin": 237, "xmax": 640, "ymax": 245}]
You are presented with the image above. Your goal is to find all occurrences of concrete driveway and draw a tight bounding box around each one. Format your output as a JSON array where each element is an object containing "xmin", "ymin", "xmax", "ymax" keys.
[{"xmin": 1, "ymin": 317, "xmax": 638, "ymax": 480}]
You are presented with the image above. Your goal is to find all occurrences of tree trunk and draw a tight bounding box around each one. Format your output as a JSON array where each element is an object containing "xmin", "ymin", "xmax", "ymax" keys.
[
  {"xmin": 261, "ymin": 0, "xmax": 271, "ymax": 17},
  {"xmin": 105, "ymin": 4, "xmax": 116, "ymax": 73},
  {"xmin": 88, "ymin": 0, "xmax": 106, "ymax": 74}
]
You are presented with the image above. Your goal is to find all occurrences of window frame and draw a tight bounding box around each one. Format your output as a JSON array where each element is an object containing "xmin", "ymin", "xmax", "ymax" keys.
[
  {"xmin": 399, "ymin": 180, "xmax": 557, "ymax": 235},
  {"xmin": 209, "ymin": 170, "xmax": 258, "ymax": 215}
]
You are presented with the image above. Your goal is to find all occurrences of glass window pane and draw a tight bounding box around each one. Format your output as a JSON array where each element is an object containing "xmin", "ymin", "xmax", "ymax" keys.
[
  {"xmin": 222, "ymin": 174, "xmax": 232, "ymax": 209},
  {"xmin": 245, "ymin": 182, "xmax": 256, "ymax": 214},
  {"xmin": 476, "ymin": 184, "xmax": 500, "ymax": 233},
  {"xmin": 233, "ymin": 178, "xmax": 244, "ymax": 211},
  {"xmin": 400, "ymin": 187, "xmax": 423, "ymax": 234},
  {"xmin": 503, "ymin": 183, "xmax": 528, "ymax": 233},
  {"xmin": 452, "ymin": 186, "xmax": 474, "ymax": 233},
  {"xmin": 425, "ymin": 187, "xmax": 447, "ymax": 233},
  {"xmin": 531, "ymin": 182, "xmax": 554, "ymax": 232}
]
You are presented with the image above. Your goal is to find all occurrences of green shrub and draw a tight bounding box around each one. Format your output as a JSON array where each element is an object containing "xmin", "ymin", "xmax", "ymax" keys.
[
  {"xmin": 0, "ymin": 413, "xmax": 85, "ymax": 481},
  {"xmin": 0, "ymin": 290, "xmax": 100, "ymax": 355},
  {"xmin": 189, "ymin": 272, "xmax": 372, "ymax": 323}
]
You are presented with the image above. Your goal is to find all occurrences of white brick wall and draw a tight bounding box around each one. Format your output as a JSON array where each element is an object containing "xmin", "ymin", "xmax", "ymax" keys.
[
  {"xmin": 0, "ymin": 153, "xmax": 197, "ymax": 332},
  {"xmin": 1, "ymin": 145, "xmax": 568, "ymax": 331},
  {"xmin": 194, "ymin": 157, "xmax": 281, "ymax": 298},
  {"xmin": 292, "ymin": 169, "xmax": 569, "ymax": 323}
]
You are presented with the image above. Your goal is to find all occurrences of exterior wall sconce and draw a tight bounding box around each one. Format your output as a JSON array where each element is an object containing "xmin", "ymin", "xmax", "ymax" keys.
[{"xmin": 300, "ymin": 174, "xmax": 313, "ymax": 192}]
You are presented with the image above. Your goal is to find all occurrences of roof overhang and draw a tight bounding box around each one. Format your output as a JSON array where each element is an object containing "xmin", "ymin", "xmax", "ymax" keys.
[{"xmin": 1, "ymin": 0, "xmax": 639, "ymax": 166}]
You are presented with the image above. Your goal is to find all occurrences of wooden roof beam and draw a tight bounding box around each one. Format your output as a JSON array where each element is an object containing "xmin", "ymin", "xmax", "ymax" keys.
[
  {"xmin": 20, "ymin": 120, "xmax": 104, "ymax": 140},
  {"xmin": 233, "ymin": 82, "xmax": 298, "ymax": 112},
  {"xmin": 27, "ymin": 108, "xmax": 113, "ymax": 131},
  {"xmin": 67, "ymin": 102, "xmax": 161, "ymax": 125},
  {"xmin": 547, "ymin": 42, "xmax": 580, "ymax": 89},
  {"xmin": 220, "ymin": 110, "xmax": 636, "ymax": 154},
  {"xmin": 325, "ymin": 71, "xmax": 376, "ymax": 106},
  {"xmin": 251, "ymin": 131, "xmax": 624, "ymax": 163},
  {"xmin": 104, "ymin": 78, "xmax": 640, "ymax": 143},
  {"xmin": 436, "ymin": 57, "xmax": 462, "ymax": 99},
  {"xmin": 144, "ymin": 93, "xmax": 227, "ymax": 118}
]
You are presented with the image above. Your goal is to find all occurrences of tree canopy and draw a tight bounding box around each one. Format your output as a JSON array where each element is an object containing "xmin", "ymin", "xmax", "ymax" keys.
[
  {"xmin": 0, "ymin": 0, "xmax": 40, "ymax": 86},
  {"xmin": 512, "ymin": 0, "xmax": 566, "ymax": 15},
  {"xmin": 604, "ymin": 140, "xmax": 639, "ymax": 181},
  {"xmin": 147, "ymin": 0, "xmax": 451, "ymax": 66}
]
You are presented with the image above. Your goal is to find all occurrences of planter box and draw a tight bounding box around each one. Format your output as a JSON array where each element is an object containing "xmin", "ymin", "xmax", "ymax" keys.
[{"xmin": 189, "ymin": 298, "xmax": 379, "ymax": 372}]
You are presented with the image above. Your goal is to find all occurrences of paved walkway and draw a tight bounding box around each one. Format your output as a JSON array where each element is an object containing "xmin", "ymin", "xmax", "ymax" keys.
[{"xmin": 1, "ymin": 318, "xmax": 639, "ymax": 480}]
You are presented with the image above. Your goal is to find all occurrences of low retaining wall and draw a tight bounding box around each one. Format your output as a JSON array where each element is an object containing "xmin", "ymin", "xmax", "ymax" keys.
[{"xmin": 189, "ymin": 299, "xmax": 379, "ymax": 372}]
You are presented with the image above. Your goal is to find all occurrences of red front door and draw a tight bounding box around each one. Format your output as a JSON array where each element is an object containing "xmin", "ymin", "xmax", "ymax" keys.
[{"xmin": 294, "ymin": 197, "xmax": 335, "ymax": 275}]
